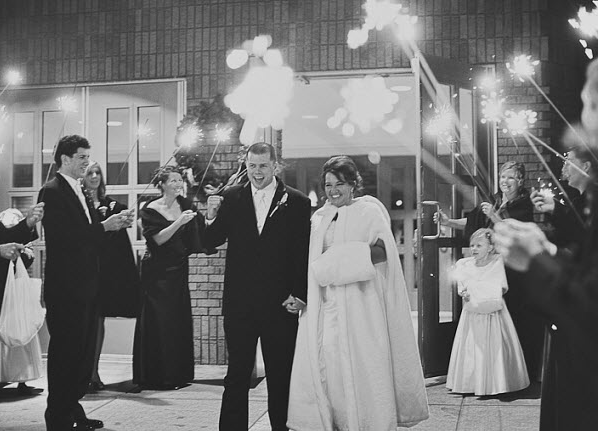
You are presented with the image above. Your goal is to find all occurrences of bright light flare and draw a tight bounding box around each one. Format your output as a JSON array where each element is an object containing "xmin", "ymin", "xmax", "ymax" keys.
[
  {"xmin": 252, "ymin": 35, "xmax": 272, "ymax": 57},
  {"xmin": 328, "ymin": 75, "xmax": 399, "ymax": 135},
  {"xmin": 347, "ymin": 0, "xmax": 416, "ymax": 49},
  {"xmin": 426, "ymin": 105, "xmax": 454, "ymax": 139},
  {"xmin": 363, "ymin": 0, "xmax": 402, "ymax": 31},
  {"xmin": 137, "ymin": 123, "xmax": 155, "ymax": 138},
  {"xmin": 226, "ymin": 49, "xmax": 249, "ymax": 70},
  {"xmin": 569, "ymin": 3, "xmax": 598, "ymax": 38},
  {"xmin": 502, "ymin": 109, "xmax": 538, "ymax": 135},
  {"xmin": 481, "ymin": 93, "xmax": 505, "ymax": 124},
  {"xmin": 177, "ymin": 125, "xmax": 204, "ymax": 148},
  {"xmin": 394, "ymin": 14, "xmax": 418, "ymax": 41},
  {"xmin": 57, "ymin": 95, "xmax": 78, "ymax": 112},
  {"xmin": 225, "ymin": 65, "xmax": 294, "ymax": 145},
  {"xmin": 347, "ymin": 27, "xmax": 370, "ymax": 49},
  {"xmin": 263, "ymin": 49, "xmax": 283, "ymax": 68},
  {"xmin": 214, "ymin": 125, "xmax": 232, "ymax": 142},
  {"xmin": 506, "ymin": 55, "xmax": 540, "ymax": 82},
  {"xmin": 5, "ymin": 70, "xmax": 22, "ymax": 85}
]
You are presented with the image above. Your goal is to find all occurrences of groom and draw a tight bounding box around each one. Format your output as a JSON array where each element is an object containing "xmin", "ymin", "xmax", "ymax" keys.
[{"xmin": 200, "ymin": 142, "xmax": 311, "ymax": 430}]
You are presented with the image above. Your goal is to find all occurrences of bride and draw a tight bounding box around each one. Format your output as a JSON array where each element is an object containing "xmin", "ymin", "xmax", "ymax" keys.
[{"xmin": 287, "ymin": 156, "xmax": 429, "ymax": 431}]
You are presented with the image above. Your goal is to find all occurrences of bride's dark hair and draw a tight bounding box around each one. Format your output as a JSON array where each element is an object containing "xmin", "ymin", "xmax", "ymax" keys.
[{"xmin": 321, "ymin": 155, "xmax": 364, "ymax": 195}]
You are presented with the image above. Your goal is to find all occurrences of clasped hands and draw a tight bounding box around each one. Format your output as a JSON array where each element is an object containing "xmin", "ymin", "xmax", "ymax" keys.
[{"xmin": 282, "ymin": 294, "xmax": 306, "ymax": 315}]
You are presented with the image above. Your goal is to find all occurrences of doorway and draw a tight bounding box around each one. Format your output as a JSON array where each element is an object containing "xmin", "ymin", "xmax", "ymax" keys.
[{"xmin": 282, "ymin": 60, "xmax": 495, "ymax": 377}]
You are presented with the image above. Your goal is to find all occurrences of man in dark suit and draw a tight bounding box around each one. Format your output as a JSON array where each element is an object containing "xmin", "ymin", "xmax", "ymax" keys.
[
  {"xmin": 200, "ymin": 142, "xmax": 311, "ymax": 431},
  {"xmin": 39, "ymin": 135, "xmax": 133, "ymax": 431}
]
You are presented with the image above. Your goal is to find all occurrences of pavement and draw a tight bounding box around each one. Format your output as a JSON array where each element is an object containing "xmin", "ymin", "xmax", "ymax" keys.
[{"xmin": 0, "ymin": 356, "xmax": 541, "ymax": 431}]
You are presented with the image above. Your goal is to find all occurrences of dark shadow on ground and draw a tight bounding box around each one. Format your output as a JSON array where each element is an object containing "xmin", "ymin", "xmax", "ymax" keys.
[
  {"xmin": 476, "ymin": 381, "xmax": 542, "ymax": 402},
  {"xmin": 0, "ymin": 385, "xmax": 44, "ymax": 401},
  {"xmin": 192, "ymin": 376, "xmax": 264, "ymax": 389}
]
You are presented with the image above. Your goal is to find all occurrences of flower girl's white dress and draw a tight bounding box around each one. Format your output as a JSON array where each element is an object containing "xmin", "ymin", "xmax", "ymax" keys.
[{"xmin": 446, "ymin": 255, "xmax": 529, "ymax": 395}]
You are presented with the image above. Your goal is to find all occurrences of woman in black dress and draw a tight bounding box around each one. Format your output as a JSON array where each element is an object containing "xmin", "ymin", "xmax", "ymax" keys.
[
  {"xmin": 82, "ymin": 162, "xmax": 141, "ymax": 391},
  {"xmin": 133, "ymin": 166, "xmax": 200, "ymax": 389}
]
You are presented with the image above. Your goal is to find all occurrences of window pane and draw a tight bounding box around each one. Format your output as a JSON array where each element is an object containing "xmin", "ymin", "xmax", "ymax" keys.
[
  {"xmin": 137, "ymin": 106, "xmax": 161, "ymax": 185},
  {"xmin": 13, "ymin": 112, "xmax": 34, "ymax": 187},
  {"xmin": 106, "ymin": 108, "xmax": 130, "ymax": 185},
  {"xmin": 42, "ymin": 111, "xmax": 80, "ymax": 182},
  {"xmin": 10, "ymin": 196, "xmax": 33, "ymax": 216},
  {"xmin": 439, "ymin": 248, "xmax": 457, "ymax": 323}
]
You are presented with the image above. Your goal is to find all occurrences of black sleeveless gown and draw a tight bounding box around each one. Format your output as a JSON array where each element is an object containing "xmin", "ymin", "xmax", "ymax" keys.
[{"xmin": 132, "ymin": 196, "xmax": 198, "ymax": 388}]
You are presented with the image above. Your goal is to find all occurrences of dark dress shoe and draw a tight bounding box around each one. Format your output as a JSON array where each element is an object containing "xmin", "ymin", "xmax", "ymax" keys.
[
  {"xmin": 17, "ymin": 383, "xmax": 35, "ymax": 395},
  {"xmin": 74, "ymin": 418, "xmax": 104, "ymax": 430},
  {"xmin": 88, "ymin": 381, "xmax": 105, "ymax": 392},
  {"xmin": 71, "ymin": 421, "xmax": 95, "ymax": 431}
]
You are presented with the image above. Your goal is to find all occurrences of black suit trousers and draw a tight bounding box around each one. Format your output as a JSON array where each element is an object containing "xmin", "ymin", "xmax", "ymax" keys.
[
  {"xmin": 219, "ymin": 306, "xmax": 299, "ymax": 431},
  {"xmin": 44, "ymin": 298, "xmax": 99, "ymax": 430}
]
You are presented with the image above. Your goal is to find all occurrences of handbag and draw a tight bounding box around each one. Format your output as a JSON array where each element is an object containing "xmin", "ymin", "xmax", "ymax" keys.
[{"xmin": 0, "ymin": 257, "xmax": 46, "ymax": 347}]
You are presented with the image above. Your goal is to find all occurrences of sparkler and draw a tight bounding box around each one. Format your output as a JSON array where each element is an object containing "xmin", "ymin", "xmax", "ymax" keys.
[
  {"xmin": 176, "ymin": 124, "xmax": 204, "ymax": 148},
  {"xmin": 57, "ymin": 95, "xmax": 78, "ymax": 112},
  {"xmin": 480, "ymin": 92, "xmax": 505, "ymax": 124},
  {"xmin": 426, "ymin": 104, "xmax": 455, "ymax": 144},
  {"xmin": 507, "ymin": 54, "xmax": 596, "ymax": 159},
  {"xmin": 193, "ymin": 125, "xmax": 233, "ymax": 201},
  {"xmin": 502, "ymin": 109, "xmax": 538, "ymax": 135},
  {"xmin": 0, "ymin": 70, "xmax": 23, "ymax": 99},
  {"xmin": 506, "ymin": 55, "xmax": 539, "ymax": 82}
]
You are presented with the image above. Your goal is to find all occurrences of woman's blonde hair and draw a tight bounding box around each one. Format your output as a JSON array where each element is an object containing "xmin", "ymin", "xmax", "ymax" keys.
[{"xmin": 470, "ymin": 228, "xmax": 494, "ymax": 248}]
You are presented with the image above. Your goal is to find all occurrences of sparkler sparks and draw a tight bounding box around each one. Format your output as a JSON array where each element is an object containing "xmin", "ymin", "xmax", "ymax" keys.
[
  {"xmin": 502, "ymin": 109, "xmax": 538, "ymax": 135},
  {"xmin": 214, "ymin": 125, "xmax": 233, "ymax": 142},
  {"xmin": 5, "ymin": 70, "xmax": 22, "ymax": 86},
  {"xmin": 481, "ymin": 92, "xmax": 505, "ymax": 124},
  {"xmin": 57, "ymin": 95, "xmax": 78, "ymax": 112},
  {"xmin": 506, "ymin": 55, "xmax": 540, "ymax": 82},
  {"xmin": 176, "ymin": 124, "xmax": 204, "ymax": 148},
  {"xmin": 426, "ymin": 105, "xmax": 455, "ymax": 143}
]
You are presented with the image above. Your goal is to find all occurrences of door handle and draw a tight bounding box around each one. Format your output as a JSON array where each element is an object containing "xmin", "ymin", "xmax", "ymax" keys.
[{"xmin": 422, "ymin": 200, "xmax": 441, "ymax": 240}]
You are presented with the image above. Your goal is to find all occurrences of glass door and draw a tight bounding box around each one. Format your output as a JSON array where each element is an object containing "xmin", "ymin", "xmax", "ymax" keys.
[{"xmin": 415, "ymin": 55, "xmax": 494, "ymax": 377}]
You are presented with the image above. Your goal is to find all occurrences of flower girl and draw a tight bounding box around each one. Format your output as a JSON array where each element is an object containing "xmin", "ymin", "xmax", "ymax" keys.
[{"xmin": 446, "ymin": 228, "xmax": 529, "ymax": 395}]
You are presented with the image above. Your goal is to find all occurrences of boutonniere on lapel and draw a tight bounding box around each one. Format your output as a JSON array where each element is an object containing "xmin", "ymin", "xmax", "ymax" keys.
[{"xmin": 269, "ymin": 191, "xmax": 289, "ymax": 218}]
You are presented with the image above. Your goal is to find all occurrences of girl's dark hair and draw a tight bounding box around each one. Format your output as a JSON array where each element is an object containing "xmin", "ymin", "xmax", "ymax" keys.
[
  {"xmin": 84, "ymin": 161, "xmax": 106, "ymax": 200},
  {"xmin": 152, "ymin": 165, "xmax": 183, "ymax": 192},
  {"xmin": 321, "ymin": 155, "xmax": 364, "ymax": 193}
]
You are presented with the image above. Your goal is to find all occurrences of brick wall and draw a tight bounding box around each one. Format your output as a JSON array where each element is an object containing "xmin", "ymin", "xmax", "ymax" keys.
[{"xmin": 0, "ymin": 0, "xmax": 589, "ymax": 364}]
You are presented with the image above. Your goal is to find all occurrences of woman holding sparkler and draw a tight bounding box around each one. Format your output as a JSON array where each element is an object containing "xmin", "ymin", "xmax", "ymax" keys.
[
  {"xmin": 494, "ymin": 59, "xmax": 597, "ymax": 431},
  {"xmin": 133, "ymin": 165, "xmax": 201, "ymax": 390},
  {"xmin": 82, "ymin": 162, "xmax": 141, "ymax": 392},
  {"xmin": 531, "ymin": 124, "xmax": 597, "ymax": 253},
  {"xmin": 434, "ymin": 161, "xmax": 534, "ymax": 239},
  {"xmin": 434, "ymin": 161, "xmax": 543, "ymax": 381}
]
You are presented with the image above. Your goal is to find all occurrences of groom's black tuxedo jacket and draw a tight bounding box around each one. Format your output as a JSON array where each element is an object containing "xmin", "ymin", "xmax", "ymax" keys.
[
  {"xmin": 200, "ymin": 178, "xmax": 311, "ymax": 314},
  {"xmin": 38, "ymin": 173, "xmax": 105, "ymax": 305}
]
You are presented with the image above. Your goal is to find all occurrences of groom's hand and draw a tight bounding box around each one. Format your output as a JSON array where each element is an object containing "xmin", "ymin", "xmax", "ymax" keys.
[{"xmin": 282, "ymin": 294, "xmax": 306, "ymax": 315}]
